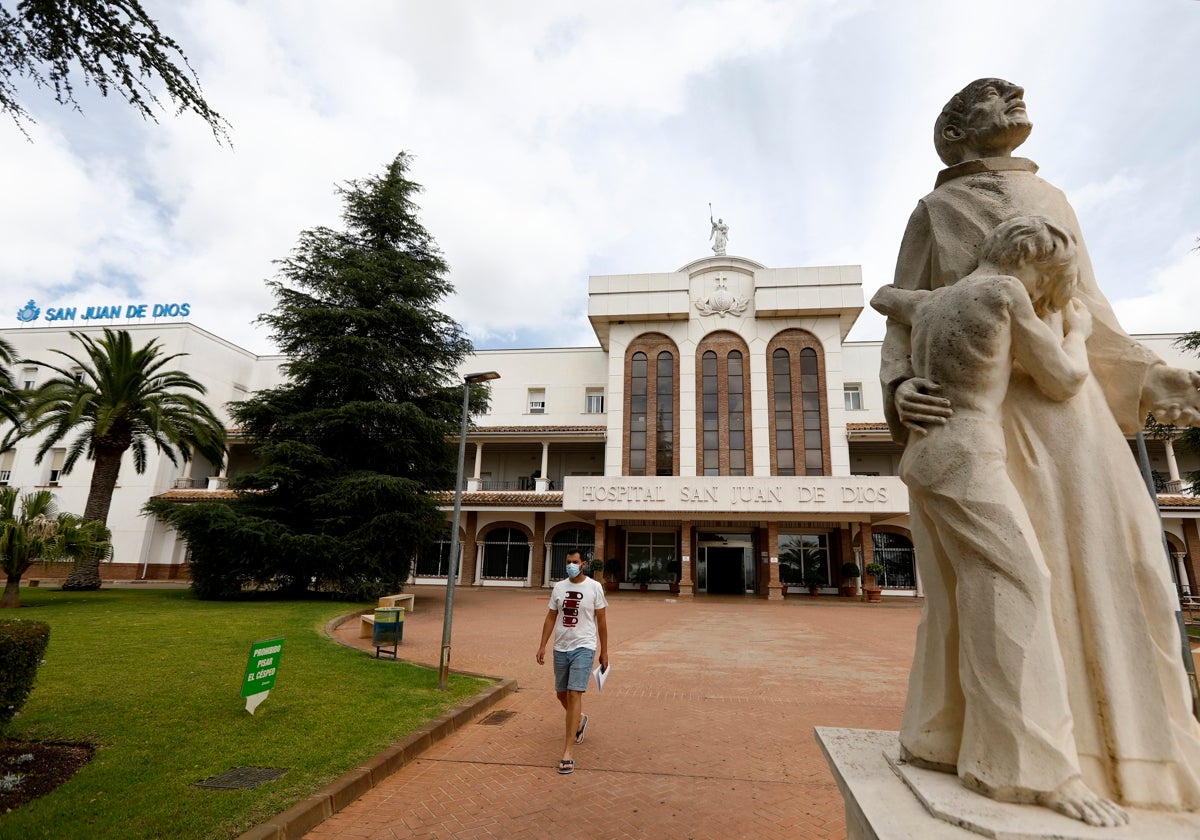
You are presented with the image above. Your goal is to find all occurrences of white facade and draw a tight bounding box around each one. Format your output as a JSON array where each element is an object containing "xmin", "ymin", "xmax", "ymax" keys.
[
  {"xmin": 0, "ymin": 322, "xmax": 288, "ymax": 579},
  {"xmin": 4, "ymin": 259, "xmax": 1199, "ymax": 595}
]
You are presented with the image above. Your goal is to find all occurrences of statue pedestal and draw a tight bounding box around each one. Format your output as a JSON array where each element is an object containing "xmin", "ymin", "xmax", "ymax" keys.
[{"xmin": 815, "ymin": 727, "xmax": 1200, "ymax": 840}]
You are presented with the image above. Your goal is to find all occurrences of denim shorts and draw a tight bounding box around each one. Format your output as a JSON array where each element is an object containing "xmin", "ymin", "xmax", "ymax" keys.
[{"xmin": 553, "ymin": 646, "xmax": 595, "ymax": 693}]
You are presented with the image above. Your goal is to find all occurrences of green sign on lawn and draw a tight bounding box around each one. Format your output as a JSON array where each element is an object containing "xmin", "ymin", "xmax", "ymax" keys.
[{"xmin": 242, "ymin": 637, "xmax": 284, "ymax": 713}]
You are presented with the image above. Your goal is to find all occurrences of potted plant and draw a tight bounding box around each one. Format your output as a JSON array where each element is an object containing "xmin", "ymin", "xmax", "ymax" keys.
[
  {"xmin": 864, "ymin": 561, "xmax": 885, "ymax": 603},
  {"xmin": 604, "ymin": 558, "xmax": 621, "ymax": 592},
  {"xmin": 839, "ymin": 561, "xmax": 860, "ymax": 597},
  {"xmin": 634, "ymin": 566, "xmax": 652, "ymax": 591},
  {"xmin": 588, "ymin": 558, "xmax": 603, "ymax": 579},
  {"xmin": 804, "ymin": 562, "xmax": 825, "ymax": 596}
]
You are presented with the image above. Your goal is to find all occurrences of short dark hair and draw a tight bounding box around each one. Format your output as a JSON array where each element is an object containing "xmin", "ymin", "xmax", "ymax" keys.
[
  {"xmin": 934, "ymin": 77, "xmax": 1018, "ymax": 166},
  {"xmin": 565, "ymin": 549, "xmax": 584, "ymax": 560}
]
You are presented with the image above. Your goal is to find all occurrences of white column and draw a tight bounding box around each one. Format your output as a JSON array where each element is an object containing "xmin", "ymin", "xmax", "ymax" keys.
[
  {"xmin": 467, "ymin": 442, "xmax": 483, "ymax": 491},
  {"xmin": 1175, "ymin": 553, "xmax": 1190, "ymax": 594},
  {"xmin": 1165, "ymin": 438, "xmax": 1182, "ymax": 482},
  {"xmin": 207, "ymin": 446, "xmax": 231, "ymax": 490},
  {"xmin": 536, "ymin": 441, "xmax": 550, "ymax": 491}
]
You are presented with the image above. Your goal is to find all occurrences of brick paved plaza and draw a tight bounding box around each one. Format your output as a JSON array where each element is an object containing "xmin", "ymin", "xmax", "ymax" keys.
[{"xmin": 303, "ymin": 588, "xmax": 921, "ymax": 839}]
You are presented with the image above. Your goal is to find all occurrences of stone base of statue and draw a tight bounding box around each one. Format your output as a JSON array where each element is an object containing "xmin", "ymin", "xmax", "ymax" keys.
[{"xmin": 815, "ymin": 728, "xmax": 1200, "ymax": 840}]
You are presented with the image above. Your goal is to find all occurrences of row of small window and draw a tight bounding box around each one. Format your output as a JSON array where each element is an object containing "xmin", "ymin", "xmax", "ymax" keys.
[
  {"xmin": 10, "ymin": 367, "xmax": 86, "ymax": 390},
  {"xmin": 527, "ymin": 387, "xmax": 605, "ymax": 415},
  {"xmin": 0, "ymin": 449, "xmax": 66, "ymax": 486},
  {"xmin": 527, "ymin": 385, "xmax": 862, "ymax": 415}
]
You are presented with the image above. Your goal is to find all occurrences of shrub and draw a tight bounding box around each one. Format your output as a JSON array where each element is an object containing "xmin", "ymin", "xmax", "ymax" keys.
[
  {"xmin": 865, "ymin": 561, "xmax": 886, "ymax": 579},
  {"xmin": 0, "ymin": 620, "xmax": 50, "ymax": 737},
  {"xmin": 840, "ymin": 561, "xmax": 860, "ymax": 578}
]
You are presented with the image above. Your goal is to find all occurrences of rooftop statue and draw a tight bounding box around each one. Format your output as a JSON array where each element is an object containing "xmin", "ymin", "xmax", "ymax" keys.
[
  {"xmin": 879, "ymin": 78, "xmax": 1200, "ymax": 827},
  {"xmin": 709, "ymin": 204, "xmax": 729, "ymax": 256}
]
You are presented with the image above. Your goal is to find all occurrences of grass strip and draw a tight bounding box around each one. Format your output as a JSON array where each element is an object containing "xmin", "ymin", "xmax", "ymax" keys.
[{"xmin": 0, "ymin": 587, "xmax": 488, "ymax": 839}]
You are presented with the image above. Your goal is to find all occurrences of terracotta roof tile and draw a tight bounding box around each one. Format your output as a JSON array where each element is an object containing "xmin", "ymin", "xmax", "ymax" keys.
[
  {"xmin": 468, "ymin": 425, "xmax": 605, "ymax": 434},
  {"xmin": 1157, "ymin": 494, "xmax": 1200, "ymax": 508},
  {"xmin": 430, "ymin": 491, "xmax": 565, "ymax": 507},
  {"xmin": 151, "ymin": 488, "xmax": 238, "ymax": 502}
]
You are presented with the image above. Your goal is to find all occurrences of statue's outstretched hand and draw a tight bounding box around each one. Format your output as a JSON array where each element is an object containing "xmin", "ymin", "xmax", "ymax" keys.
[
  {"xmin": 895, "ymin": 377, "xmax": 952, "ymax": 437},
  {"xmin": 1145, "ymin": 365, "xmax": 1200, "ymax": 427}
]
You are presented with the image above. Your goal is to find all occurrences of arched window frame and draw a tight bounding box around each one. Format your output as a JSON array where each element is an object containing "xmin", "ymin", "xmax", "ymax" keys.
[
  {"xmin": 766, "ymin": 330, "xmax": 831, "ymax": 477},
  {"xmin": 623, "ymin": 334, "xmax": 680, "ymax": 476},
  {"xmin": 479, "ymin": 524, "xmax": 532, "ymax": 580},
  {"xmin": 695, "ymin": 332, "xmax": 753, "ymax": 476}
]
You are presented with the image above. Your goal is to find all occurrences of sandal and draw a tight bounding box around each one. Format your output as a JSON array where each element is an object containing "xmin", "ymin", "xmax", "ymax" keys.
[
  {"xmin": 557, "ymin": 758, "xmax": 575, "ymax": 775},
  {"xmin": 574, "ymin": 713, "xmax": 589, "ymax": 745}
]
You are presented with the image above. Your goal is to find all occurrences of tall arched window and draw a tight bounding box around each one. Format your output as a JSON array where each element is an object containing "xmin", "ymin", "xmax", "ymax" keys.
[
  {"xmin": 625, "ymin": 334, "xmax": 679, "ymax": 476},
  {"xmin": 481, "ymin": 527, "xmax": 530, "ymax": 579},
  {"xmin": 767, "ymin": 331, "xmax": 829, "ymax": 476},
  {"xmin": 696, "ymin": 334, "xmax": 752, "ymax": 476},
  {"xmin": 655, "ymin": 351, "xmax": 674, "ymax": 475}
]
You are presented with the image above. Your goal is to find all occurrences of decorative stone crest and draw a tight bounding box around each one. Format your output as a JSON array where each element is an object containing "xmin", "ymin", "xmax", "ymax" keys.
[{"xmin": 695, "ymin": 278, "xmax": 748, "ymax": 318}]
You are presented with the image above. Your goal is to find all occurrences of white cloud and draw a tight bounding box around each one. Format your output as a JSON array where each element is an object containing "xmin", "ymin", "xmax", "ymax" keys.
[
  {"xmin": 1, "ymin": 0, "xmax": 1198, "ymax": 355},
  {"xmin": 1111, "ymin": 240, "xmax": 1200, "ymax": 336}
]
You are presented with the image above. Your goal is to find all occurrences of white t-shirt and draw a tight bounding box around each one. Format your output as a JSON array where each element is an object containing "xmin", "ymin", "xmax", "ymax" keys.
[{"xmin": 548, "ymin": 575, "xmax": 608, "ymax": 652}]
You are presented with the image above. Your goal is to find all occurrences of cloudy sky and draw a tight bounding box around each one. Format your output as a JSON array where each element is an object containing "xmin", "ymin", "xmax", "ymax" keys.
[{"xmin": 2, "ymin": 0, "xmax": 1198, "ymax": 356}]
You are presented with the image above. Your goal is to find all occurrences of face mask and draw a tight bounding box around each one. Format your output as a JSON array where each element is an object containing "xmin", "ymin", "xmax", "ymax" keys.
[{"xmin": 565, "ymin": 563, "xmax": 581, "ymax": 579}]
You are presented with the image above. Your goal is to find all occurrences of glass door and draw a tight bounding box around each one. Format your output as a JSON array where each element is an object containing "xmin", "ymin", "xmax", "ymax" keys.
[{"xmin": 697, "ymin": 532, "xmax": 755, "ymax": 594}]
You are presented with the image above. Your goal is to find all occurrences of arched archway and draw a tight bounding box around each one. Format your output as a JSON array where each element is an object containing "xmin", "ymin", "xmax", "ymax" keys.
[
  {"xmin": 480, "ymin": 525, "xmax": 531, "ymax": 580},
  {"xmin": 1166, "ymin": 532, "xmax": 1191, "ymax": 596},
  {"xmin": 854, "ymin": 525, "xmax": 917, "ymax": 589}
]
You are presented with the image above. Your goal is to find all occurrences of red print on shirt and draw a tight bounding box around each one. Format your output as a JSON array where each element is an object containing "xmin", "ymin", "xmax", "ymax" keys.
[{"xmin": 562, "ymin": 590, "xmax": 583, "ymax": 627}]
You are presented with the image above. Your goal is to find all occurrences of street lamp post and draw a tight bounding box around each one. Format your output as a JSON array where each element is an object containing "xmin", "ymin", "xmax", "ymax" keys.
[{"xmin": 438, "ymin": 370, "xmax": 500, "ymax": 691}]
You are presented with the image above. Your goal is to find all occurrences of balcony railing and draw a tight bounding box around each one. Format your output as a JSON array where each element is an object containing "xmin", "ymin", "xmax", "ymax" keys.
[{"xmin": 463, "ymin": 478, "xmax": 558, "ymax": 492}]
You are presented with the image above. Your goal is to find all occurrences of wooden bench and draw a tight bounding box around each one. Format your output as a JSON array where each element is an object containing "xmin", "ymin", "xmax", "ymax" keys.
[
  {"xmin": 378, "ymin": 593, "xmax": 415, "ymax": 612},
  {"xmin": 358, "ymin": 594, "xmax": 415, "ymax": 638},
  {"xmin": 1182, "ymin": 596, "xmax": 1200, "ymax": 623}
]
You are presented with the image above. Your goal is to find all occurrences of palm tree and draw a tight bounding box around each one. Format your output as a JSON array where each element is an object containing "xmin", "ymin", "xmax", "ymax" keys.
[
  {"xmin": 24, "ymin": 329, "xmax": 227, "ymax": 590},
  {"xmin": 0, "ymin": 488, "xmax": 112, "ymax": 608},
  {"xmin": 0, "ymin": 335, "xmax": 24, "ymax": 435}
]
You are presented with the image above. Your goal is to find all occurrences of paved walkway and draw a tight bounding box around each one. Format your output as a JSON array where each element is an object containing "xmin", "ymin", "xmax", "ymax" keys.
[{"xmin": 309, "ymin": 587, "xmax": 921, "ymax": 840}]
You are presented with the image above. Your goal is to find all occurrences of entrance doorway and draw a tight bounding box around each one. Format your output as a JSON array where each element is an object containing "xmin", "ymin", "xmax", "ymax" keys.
[{"xmin": 697, "ymin": 532, "xmax": 755, "ymax": 594}]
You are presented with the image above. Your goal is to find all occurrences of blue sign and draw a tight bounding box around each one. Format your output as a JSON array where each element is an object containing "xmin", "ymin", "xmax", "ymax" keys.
[
  {"xmin": 16, "ymin": 300, "xmax": 40, "ymax": 323},
  {"xmin": 16, "ymin": 299, "xmax": 191, "ymax": 324}
]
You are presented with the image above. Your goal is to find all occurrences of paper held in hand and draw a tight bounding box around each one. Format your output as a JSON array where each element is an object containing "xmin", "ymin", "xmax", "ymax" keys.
[{"xmin": 593, "ymin": 663, "xmax": 610, "ymax": 692}]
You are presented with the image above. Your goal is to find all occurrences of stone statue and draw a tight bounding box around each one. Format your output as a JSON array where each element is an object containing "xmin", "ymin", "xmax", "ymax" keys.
[
  {"xmin": 709, "ymin": 206, "xmax": 729, "ymax": 256},
  {"xmin": 880, "ymin": 78, "xmax": 1200, "ymax": 825}
]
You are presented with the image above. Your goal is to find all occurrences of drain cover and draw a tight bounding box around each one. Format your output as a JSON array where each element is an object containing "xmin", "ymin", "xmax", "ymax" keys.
[
  {"xmin": 192, "ymin": 766, "xmax": 287, "ymax": 790},
  {"xmin": 478, "ymin": 710, "xmax": 516, "ymax": 726}
]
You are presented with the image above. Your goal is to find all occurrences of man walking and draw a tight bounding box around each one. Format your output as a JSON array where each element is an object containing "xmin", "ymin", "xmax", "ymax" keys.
[{"xmin": 536, "ymin": 549, "xmax": 608, "ymax": 775}]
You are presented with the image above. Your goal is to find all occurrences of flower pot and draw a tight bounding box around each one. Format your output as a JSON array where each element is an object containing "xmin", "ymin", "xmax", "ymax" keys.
[
  {"xmin": 865, "ymin": 587, "xmax": 882, "ymax": 603},
  {"xmin": 808, "ymin": 586, "xmax": 820, "ymax": 596}
]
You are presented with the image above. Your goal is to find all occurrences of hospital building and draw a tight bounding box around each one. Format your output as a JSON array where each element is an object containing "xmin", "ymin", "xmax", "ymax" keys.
[{"xmin": 4, "ymin": 249, "xmax": 1199, "ymax": 600}]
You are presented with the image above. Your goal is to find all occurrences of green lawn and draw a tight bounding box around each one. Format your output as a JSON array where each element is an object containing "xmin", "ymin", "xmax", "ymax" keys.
[{"xmin": 0, "ymin": 588, "xmax": 488, "ymax": 839}]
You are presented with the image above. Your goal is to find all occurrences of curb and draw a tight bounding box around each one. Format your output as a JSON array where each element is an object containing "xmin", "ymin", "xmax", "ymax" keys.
[{"xmin": 235, "ymin": 612, "xmax": 518, "ymax": 840}]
